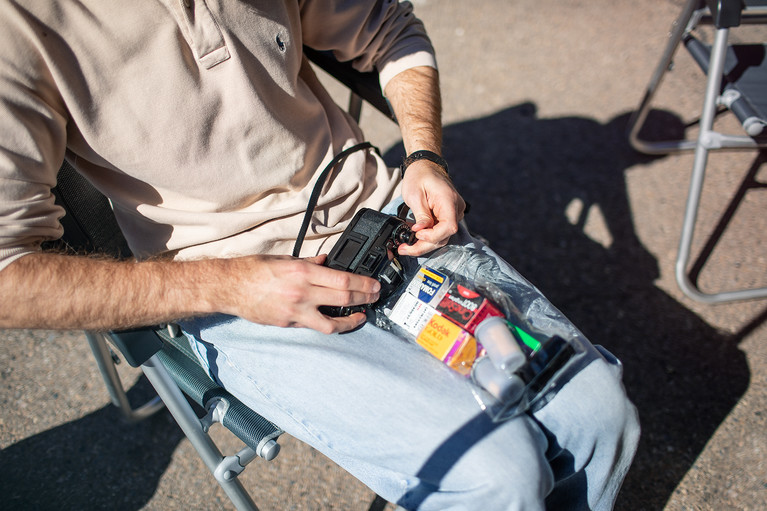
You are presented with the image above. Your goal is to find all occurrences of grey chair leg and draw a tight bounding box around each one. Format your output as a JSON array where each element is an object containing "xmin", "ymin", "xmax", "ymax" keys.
[
  {"xmin": 85, "ymin": 331, "xmax": 164, "ymax": 422},
  {"xmin": 675, "ymin": 27, "xmax": 767, "ymax": 303},
  {"xmin": 627, "ymin": 0, "xmax": 701, "ymax": 154},
  {"xmin": 140, "ymin": 354, "xmax": 260, "ymax": 511}
]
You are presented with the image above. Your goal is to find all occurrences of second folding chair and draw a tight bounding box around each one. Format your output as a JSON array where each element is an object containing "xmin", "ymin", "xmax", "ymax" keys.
[{"xmin": 627, "ymin": 0, "xmax": 767, "ymax": 303}]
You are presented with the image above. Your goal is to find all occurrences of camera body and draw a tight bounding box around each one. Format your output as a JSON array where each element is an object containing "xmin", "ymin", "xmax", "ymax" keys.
[{"xmin": 322, "ymin": 207, "xmax": 415, "ymax": 316}]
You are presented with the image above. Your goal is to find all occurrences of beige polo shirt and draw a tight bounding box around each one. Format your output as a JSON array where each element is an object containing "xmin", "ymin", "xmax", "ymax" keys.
[{"xmin": 0, "ymin": 0, "xmax": 436, "ymax": 270}]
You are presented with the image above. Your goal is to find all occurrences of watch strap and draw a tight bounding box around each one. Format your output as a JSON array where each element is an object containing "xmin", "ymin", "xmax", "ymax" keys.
[{"xmin": 400, "ymin": 150, "xmax": 449, "ymax": 177}]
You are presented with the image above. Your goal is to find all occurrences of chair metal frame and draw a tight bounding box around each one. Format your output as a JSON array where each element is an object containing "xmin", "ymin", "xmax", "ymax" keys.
[
  {"xmin": 53, "ymin": 49, "xmax": 395, "ymax": 511},
  {"xmin": 627, "ymin": 0, "xmax": 767, "ymax": 303}
]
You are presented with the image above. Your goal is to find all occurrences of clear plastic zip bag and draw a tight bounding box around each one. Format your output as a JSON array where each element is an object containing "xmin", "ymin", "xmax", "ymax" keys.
[{"xmin": 372, "ymin": 245, "xmax": 591, "ymax": 422}]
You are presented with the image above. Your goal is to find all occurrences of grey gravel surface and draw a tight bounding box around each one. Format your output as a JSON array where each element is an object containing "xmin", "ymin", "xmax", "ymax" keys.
[{"xmin": 2, "ymin": 1, "xmax": 766, "ymax": 510}]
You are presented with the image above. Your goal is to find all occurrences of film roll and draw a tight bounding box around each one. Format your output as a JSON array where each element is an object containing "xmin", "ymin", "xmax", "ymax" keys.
[
  {"xmin": 471, "ymin": 356, "xmax": 525, "ymax": 403},
  {"xmin": 474, "ymin": 316, "xmax": 526, "ymax": 373}
]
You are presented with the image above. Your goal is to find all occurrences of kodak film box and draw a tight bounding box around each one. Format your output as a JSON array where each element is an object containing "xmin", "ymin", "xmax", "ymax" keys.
[{"xmin": 415, "ymin": 314, "xmax": 481, "ymax": 376}]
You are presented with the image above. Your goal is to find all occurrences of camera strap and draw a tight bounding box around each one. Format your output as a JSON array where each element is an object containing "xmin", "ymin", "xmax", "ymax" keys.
[{"xmin": 292, "ymin": 141, "xmax": 380, "ymax": 257}]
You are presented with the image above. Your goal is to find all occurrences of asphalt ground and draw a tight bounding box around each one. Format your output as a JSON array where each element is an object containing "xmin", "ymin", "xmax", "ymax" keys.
[{"xmin": 1, "ymin": 0, "xmax": 766, "ymax": 509}]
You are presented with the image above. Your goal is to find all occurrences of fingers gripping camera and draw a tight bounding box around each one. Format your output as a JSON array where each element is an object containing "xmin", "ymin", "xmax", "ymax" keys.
[{"xmin": 321, "ymin": 208, "xmax": 415, "ymax": 317}]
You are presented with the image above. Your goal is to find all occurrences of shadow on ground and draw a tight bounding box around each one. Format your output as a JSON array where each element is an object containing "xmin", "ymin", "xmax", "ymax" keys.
[
  {"xmin": 386, "ymin": 104, "xmax": 758, "ymax": 510},
  {"xmin": 0, "ymin": 377, "xmax": 185, "ymax": 511}
]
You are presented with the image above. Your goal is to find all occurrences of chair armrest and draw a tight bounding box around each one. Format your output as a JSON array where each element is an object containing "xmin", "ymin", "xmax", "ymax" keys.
[
  {"xmin": 108, "ymin": 328, "xmax": 165, "ymax": 367},
  {"xmin": 155, "ymin": 331, "xmax": 283, "ymax": 459}
]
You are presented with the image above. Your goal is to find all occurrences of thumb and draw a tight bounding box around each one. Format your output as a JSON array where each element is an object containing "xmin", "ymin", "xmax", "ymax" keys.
[{"xmin": 408, "ymin": 197, "xmax": 434, "ymax": 231}]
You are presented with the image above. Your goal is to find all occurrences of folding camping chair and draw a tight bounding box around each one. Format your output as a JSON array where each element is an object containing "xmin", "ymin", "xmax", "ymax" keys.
[
  {"xmin": 49, "ymin": 49, "xmax": 395, "ymax": 511},
  {"xmin": 627, "ymin": 0, "xmax": 767, "ymax": 303}
]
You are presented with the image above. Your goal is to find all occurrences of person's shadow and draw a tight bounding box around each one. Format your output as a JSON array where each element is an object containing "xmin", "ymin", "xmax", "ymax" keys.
[
  {"xmin": 2, "ymin": 104, "xmax": 762, "ymax": 511},
  {"xmin": 0, "ymin": 376, "xmax": 185, "ymax": 510},
  {"xmin": 386, "ymin": 103, "xmax": 762, "ymax": 510}
]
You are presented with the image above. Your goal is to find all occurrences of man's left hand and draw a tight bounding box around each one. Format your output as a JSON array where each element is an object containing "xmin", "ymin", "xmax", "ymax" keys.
[{"xmin": 397, "ymin": 159, "xmax": 466, "ymax": 256}]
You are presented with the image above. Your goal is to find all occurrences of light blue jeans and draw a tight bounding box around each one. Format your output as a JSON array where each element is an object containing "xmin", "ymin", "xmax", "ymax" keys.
[{"xmin": 179, "ymin": 210, "xmax": 640, "ymax": 510}]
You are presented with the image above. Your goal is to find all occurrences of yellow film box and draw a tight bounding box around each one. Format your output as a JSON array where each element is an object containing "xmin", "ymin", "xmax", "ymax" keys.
[{"xmin": 416, "ymin": 314, "xmax": 481, "ymax": 376}]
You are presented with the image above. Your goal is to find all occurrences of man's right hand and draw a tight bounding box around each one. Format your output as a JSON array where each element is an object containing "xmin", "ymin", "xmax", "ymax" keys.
[{"xmin": 218, "ymin": 254, "xmax": 380, "ymax": 334}]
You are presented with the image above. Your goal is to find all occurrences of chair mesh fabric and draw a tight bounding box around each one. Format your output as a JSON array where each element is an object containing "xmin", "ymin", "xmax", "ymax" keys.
[
  {"xmin": 684, "ymin": 36, "xmax": 767, "ymax": 136},
  {"xmin": 49, "ymin": 160, "xmax": 132, "ymax": 258},
  {"xmin": 304, "ymin": 46, "xmax": 395, "ymax": 121}
]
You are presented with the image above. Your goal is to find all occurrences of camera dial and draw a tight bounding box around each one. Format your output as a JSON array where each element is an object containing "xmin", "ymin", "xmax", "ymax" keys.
[{"xmin": 393, "ymin": 224, "xmax": 416, "ymax": 246}]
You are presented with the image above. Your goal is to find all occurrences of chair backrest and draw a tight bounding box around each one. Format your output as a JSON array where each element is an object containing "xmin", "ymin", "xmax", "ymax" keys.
[
  {"xmin": 303, "ymin": 47, "xmax": 395, "ymax": 121},
  {"xmin": 47, "ymin": 159, "xmax": 132, "ymax": 259}
]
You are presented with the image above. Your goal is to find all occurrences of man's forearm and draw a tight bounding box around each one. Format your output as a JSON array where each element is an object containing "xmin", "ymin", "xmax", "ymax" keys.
[
  {"xmin": 0, "ymin": 252, "xmax": 219, "ymax": 330},
  {"xmin": 0, "ymin": 250, "xmax": 382, "ymax": 334},
  {"xmin": 384, "ymin": 66, "xmax": 443, "ymax": 156},
  {"xmin": 381, "ymin": 65, "xmax": 465, "ymax": 256}
]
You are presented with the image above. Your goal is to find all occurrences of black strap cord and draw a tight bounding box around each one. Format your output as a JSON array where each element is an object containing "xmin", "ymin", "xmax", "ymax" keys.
[{"xmin": 292, "ymin": 142, "xmax": 379, "ymax": 257}]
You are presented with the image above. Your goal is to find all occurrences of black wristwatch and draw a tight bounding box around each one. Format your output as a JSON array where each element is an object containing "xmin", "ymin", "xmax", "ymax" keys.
[{"xmin": 400, "ymin": 150, "xmax": 449, "ymax": 177}]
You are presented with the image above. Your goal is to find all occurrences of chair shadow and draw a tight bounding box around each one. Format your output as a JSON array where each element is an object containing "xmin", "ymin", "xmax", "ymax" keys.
[
  {"xmin": 385, "ymin": 103, "xmax": 759, "ymax": 510},
  {"xmin": 0, "ymin": 376, "xmax": 185, "ymax": 511}
]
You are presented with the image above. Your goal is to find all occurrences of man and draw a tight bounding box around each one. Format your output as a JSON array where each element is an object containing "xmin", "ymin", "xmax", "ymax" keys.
[{"xmin": 0, "ymin": 1, "xmax": 639, "ymax": 509}]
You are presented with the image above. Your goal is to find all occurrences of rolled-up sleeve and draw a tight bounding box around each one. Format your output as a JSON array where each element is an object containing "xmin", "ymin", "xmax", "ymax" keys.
[
  {"xmin": 299, "ymin": 0, "xmax": 437, "ymax": 92},
  {"xmin": 0, "ymin": 11, "xmax": 67, "ymax": 272}
]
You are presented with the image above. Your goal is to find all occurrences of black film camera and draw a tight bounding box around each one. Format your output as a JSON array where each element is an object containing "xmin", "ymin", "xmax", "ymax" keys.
[{"xmin": 321, "ymin": 207, "xmax": 416, "ymax": 317}]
